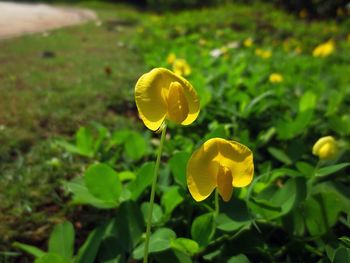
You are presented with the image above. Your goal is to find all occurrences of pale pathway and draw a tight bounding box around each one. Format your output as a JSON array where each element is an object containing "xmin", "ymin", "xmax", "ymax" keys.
[{"xmin": 0, "ymin": 1, "xmax": 97, "ymax": 39}]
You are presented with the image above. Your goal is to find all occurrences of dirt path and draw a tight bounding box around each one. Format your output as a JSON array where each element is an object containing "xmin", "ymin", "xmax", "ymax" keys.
[{"xmin": 0, "ymin": 2, "xmax": 97, "ymax": 39}]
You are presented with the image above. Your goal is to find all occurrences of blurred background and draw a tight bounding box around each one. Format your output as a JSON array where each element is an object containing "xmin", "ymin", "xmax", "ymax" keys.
[{"xmin": 0, "ymin": 0, "xmax": 349, "ymax": 262}]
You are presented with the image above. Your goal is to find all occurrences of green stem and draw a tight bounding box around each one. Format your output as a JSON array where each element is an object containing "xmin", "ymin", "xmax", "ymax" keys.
[
  {"xmin": 143, "ymin": 125, "xmax": 167, "ymax": 263},
  {"xmin": 215, "ymin": 189, "xmax": 220, "ymax": 216}
]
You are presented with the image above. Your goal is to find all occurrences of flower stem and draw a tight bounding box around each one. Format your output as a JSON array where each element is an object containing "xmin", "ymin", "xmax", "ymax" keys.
[
  {"xmin": 143, "ymin": 125, "xmax": 167, "ymax": 263},
  {"xmin": 215, "ymin": 188, "xmax": 220, "ymax": 216}
]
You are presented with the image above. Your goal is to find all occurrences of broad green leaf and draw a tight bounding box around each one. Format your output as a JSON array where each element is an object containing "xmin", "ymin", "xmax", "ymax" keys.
[
  {"xmin": 97, "ymin": 237, "xmax": 125, "ymax": 263},
  {"xmin": 171, "ymin": 238, "xmax": 199, "ymax": 256},
  {"xmin": 296, "ymin": 162, "xmax": 314, "ymax": 177},
  {"xmin": 48, "ymin": 221, "xmax": 75, "ymax": 260},
  {"xmin": 118, "ymin": 171, "xmax": 135, "ymax": 182},
  {"xmin": 154, "ymin": 249, "xmax": 193, "ymax": 263},
  {"xmin": 74, "ymin": 224, "xmax": 107, "ymax": 263},
  {"xmin": 133, "ymin": 228, "xmax": 176, "ymax": 260},
  {"xmin": 13, "ymin": 242, "xmax": 46, "ymax": 258},
  {"xmin": 191, "ymin": 213, "xmax": 215, "ymax": 247},
  {"xmin": 216, "ymin": 198, "xmax": 251, "ymax": 232},
  {"xmin": 249, "ymin": 177, "xmax": 306, "ymax": 220},
  {"xmin": 303, "ymin": 192, "xmax": 342, "ymax": 236},
  {"xmin": 333, "ymin": 247, "xmax": 350, "ymax": 263},
  {"xmin": 111, "ymin": 201, "xmax": 144, "ymax": 252},
  {"xmin": 267, "ymin": 147, "xmax": 292, "ymax": 165},
  {"xmin": 161, "ymin": 186, "xmax": 184, "ymax": 216},
  {"xmin": 329, "ymin": 114, "xmax": 350, "ymax": 136},
  {"xmin": 169, "ymin": 151, "xmax": 190, "ymax": 187},
  {"xmin": 141, "ymin": 202, "xmax": 164, "ymax": 225},
  {"xmin": 64, "ymin": 177, "xmax": 117, "ymax": 209},
  {"xmin": 84, "ymin": 163, "xmax": 121, "ymax": 204},
  {"xmin": 128, "ymin": 162, "xmax": 155, "ymax": 200},
  {"xmin": 339, "ymin": 237, "xmax": 350, "ymax": 248},
  {"xmin": 76, "ymin": 127, "xmax": 94, "ymax": 157},
  {"xmin": 35, "ymin": 253, "xmax": 68, "ymax": 263},
  {"xmin": 315, "ymin": 163, "xmax": 350, "ymax": 177},
  {"xmin": 228, "ymin": 254, "xmax": 251, "ymax": 263},
  {"xmin": 125, "ymin": 131, "xmax": 147, "ymax": 160}
]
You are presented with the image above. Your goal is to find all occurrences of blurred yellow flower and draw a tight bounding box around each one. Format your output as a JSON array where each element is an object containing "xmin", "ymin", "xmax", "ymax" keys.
[
  {"xmin": 255, "ymin": 48, "xmax": 272, "ymax": 59},
  {"xmin": 312, "ymin": 136, "xmax": 338, "ymax": 160},
  {"xmin": 313, "ymin": 40, "xmax": 335, "ymax": 57},
  {"xmin": 243, "ymin": 38, "xmax": 253, "ymax": 47},
  {"xmin": 269, "ymin": 73, "xmax": 283, "ymax": 83},
  {"xmin": 167, "ymin": 53, "xmax": 176, "ymax": 65},
  {"xmin": 187, "ymin": 138, "xmax": 254, "ymax": 202},
  {"xmin": 135, "ymin": 68, "xmax": 200, "ymax": 131},
  {"xmin": 173, "ymin": 58, "xmax": 192, "ymax": 77},
  {"xmin": 199, "ymin": 38, "xmax": 207, "ymax": 46},
  {"xmin": 299, "ymin": 9, "xmax": 308, "ymax": 19}
]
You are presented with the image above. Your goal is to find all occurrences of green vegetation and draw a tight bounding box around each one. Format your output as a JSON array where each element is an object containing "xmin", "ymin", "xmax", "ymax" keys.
[{"xmin": 1, "ymin": 1, "xmax": 350, "ymax": 262}]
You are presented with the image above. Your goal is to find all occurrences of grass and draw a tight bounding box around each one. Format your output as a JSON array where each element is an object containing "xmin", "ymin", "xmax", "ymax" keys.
[{"xmin": 0, "ymin": 2, "xmax": 145, "ymax": 257}]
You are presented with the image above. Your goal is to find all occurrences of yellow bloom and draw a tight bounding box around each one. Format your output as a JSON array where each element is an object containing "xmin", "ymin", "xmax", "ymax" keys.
[
  {"xmin": 167, "ymin": 53, "xmax": 176, "ymax": 65},
  {"xmin": 255, "ymin": 48, "xmax": 272, "ymax": 59},
  {"xmin": 299, "ymin": 9, "xmax": 308, "ymax": 19},
  {"xmin": 312, "ymin": 136, "xmax": 338, "ymax": 160},
  {"xmin": 135, "ymin": 68, "xmax": 200, "ymax": 131},
  {"xmin": 269, "ymin": 73, "xmax": 283, "ymax": 83},
  {"xmin": 243, "ymin": 38, "xmax": 253, "ymax": 47},
  {"xmin": 313, "ymin": 40, "xmax": 335, "ymax": 57},
  {"xmin": 187, "ymin": 138, "xmax": 254, "ymax": 202},
  {"xmin": 172, "ymin": 58, "xmax": 192, "ymax": 77}
]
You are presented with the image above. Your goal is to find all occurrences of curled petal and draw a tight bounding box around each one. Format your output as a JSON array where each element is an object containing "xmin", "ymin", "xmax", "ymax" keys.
[
  {"xmin": 217, "ymin": 166, "xmax": 233, "ymax": 202},
  {"xmin": 135, "ymin": 68, "xmax": 199, "ymax": 130},
  {"xmin": 167, "ymin": 81, "xmax": 189, "ymax": 124}
]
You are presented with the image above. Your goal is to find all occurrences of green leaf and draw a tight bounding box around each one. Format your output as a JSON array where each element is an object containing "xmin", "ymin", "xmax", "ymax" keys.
[
  {"xmin": 216, "ymin": 198, "xmax": 251, "ymax": 232},
  {"xmin": 339, "ymin": 237, "xmax": 350, "ymax": 248},
  {"xmin": 249, "ymin": 177, "xmax": 306, "ymax": 220},
  {"xmin": 48, "ymin": 221, "xmax": 75, "ymax": 260},
  {"xmin": 171, "ymin": 238, "xmax": 199, "ymax": 256},
  {"xmin": 267, "ymin": 147, "xmax": 292, "ymax": 165},
  {"xmin": 333, "ymin": 247, "xmax": 350, "ymax": 263},
  {"xmin": 169, "ymin": 151, "xmax": 190, "ymax": 187},
  {"xmin": 84, "ymin": 163, "xmax": 121, "ymax": 204},
  {"xmin": 154, "ymin": 249, "xmax": 193, "ymax": 263},
  {"xmin": 228, "ymin": 254, "xmax": 251, "ymax": 263},
  {"xmin": 304, "ymin": 192, "xmax": 342, "ymax": 236},
  {"xmin": 125, "ymin": 131, "xmax": 147, "ymax": 160},
  {"xmin": 128, "ymin": 162, "xmax": 155, "ymax": 200},
  {"xmin": 13, "ymin": 242, "xmax": 46, "ymax": 258},
  {"xmin": 191, "ymin": 213, "xmax": 215, "ymax": 247},
  {"xmin": 161, "ymin": 186, "xmax": 184, "ymax": 216},
  {"xmin": 112, "ymin": 201, "xmax": 145, "ymax": 252},
  {"xmin": 74, "ymin": 224, "xmax": 107, "ymax": 263},
  {"xmin": 35, "ymin": 253, "xmax": 68, "ymax": 263},
  {"xmin": 141, "ymin": 202, "xmax": 164, "ymax": 225},
  {"xmin": 315, "ymin": 163, "xmax": 350, "ymax": 177},
  {"xmin": 118, "ymin": 171, "xmax": 135, "ymax": 182},
  {"xmin": 64, "ymin": 177, "xmax": 117, "ymax": 209},
  {"xmin": 76, "ymin": 127, "xmax": 94, "ymax": 157},
  {"xmin": 296, "ymin": 162, "xmax": 315, "ymax": 177},
  {"xmin": 97, "ymin": 237, "xmax": 125, "ymax": 263},
  {"xmin": 133, "ymin": 228, "xmax": 176, "ymax": 260}
]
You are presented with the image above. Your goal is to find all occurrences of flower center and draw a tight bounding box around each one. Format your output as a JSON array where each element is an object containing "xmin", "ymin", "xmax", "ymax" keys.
[
  {"xmin": 166, "ymin": 81, "xmax": 189, "ymax": 124},
  {"xmin": 216, "ymin": 165, "xmax": 233, "ymax": 202}
]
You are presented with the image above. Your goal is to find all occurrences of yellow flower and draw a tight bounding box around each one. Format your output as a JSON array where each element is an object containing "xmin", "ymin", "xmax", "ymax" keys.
[
  {"xmin": 243, "ymin": 38, "xmax": 253, "ymax": 47},
  {"xmin": 313, "ymin": 40, "xmax": 335, "ymax": 57},
  {"xmin": 255, "ymin": 48, "xmax": 272, "ymax": 59},
  {"xmin": 167, "ymin": 53, "xmax": 176, "ymax": 65},
  {"xmin": 187, "ymin": 138, "xmax": 254, "ymax": 202},
  {"xmin": 135, "ymin": 68, "xmax": 200, "ymax": 131},
  {"xmin": 269, "ymin": 73, "xmax": 283, "ymax": 83},
  {"xmin": 312, "ymin": 136, "xmax": 338, "ymax": 160},
  {"xmin": 299, "ymin": 9, "xmax": 308, "ymax": 19},
  {"xmin": 172, "ymin": 58, "xmax": 192, "ymax": 77}
]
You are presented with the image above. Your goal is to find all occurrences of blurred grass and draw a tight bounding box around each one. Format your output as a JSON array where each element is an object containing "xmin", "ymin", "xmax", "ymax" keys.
[{"xmin": 0, "ymin": 1, "xmax": 144, "ymax": 253}]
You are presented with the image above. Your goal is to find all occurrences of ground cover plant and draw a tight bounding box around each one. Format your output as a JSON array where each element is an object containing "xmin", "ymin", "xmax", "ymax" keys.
[{"xmin": 1, "ymin": 1, "xmax": 350, "ymax": 262}]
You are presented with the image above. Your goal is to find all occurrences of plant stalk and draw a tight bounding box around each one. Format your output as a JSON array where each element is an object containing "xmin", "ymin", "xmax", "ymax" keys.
[{"xmin": 143, "ymin": 125, "xmax": 167, "ymax": 263}]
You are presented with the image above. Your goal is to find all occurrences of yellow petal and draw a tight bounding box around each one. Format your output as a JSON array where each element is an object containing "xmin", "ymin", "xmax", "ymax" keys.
[
  {"xmin": 135, "ymin": 68, "xmax": 199, "ymax": 130},
  {"xmin": 135, "ymin": 68, "xmax": 168, "ymax": 131},
  {"xmin": 212, "ymin": 139, "xmax": 254, "ymax": 187},
  {"xmin": 167, "ymin": 81, "xmax": 189, "ymax": 124},
  {"xmin": 217, "ymin": 166, "xmax": 233, "ymax": 202},
  {"xmin": 187, "ymin": 139, "xmax": 220, "ymax": 202},
  {"xmin": 312, "ymin": 136, "xmax": 338, "ymax": 160}
]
